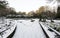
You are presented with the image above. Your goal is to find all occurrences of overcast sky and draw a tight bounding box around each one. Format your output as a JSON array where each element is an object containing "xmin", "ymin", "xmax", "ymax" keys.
[{"xmin": 6, "ymin": 0, "xmax": 57, "ymax": 12}]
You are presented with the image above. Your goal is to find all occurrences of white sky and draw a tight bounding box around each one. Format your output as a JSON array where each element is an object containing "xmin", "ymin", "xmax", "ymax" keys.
[
  {"xmin": 6, "ymin": 0, "xmax": 47, "ymax": 12},
  {"xmin": 6, "ymin": 0, "xmax": 57, "ymax": 13}
]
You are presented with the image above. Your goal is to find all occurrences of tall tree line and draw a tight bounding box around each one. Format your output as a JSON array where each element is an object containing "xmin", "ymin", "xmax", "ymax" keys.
[{"xmin": 0, "ymin": 0, "xmax": 16, "ymax": 16}]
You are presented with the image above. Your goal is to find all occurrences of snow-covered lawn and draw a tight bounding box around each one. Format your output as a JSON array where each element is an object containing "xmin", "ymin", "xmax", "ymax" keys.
[
  {"xmin": 0, "ymin": 18, "xmax": 16, "ymax": 38},
  {"xmin": 40, "ymin": 20, "xmax": 60, "ymax": 38},
  {"xmin": 45, "ymin": 20, "xmax": 60, "ymax": 32},
  {"xmin": 40, "ymin": 22, "xmax": 57, "ymax": 38},
  {"xmin": 13, "ymin": 19, "xmax": 46, "ymax": 38}
]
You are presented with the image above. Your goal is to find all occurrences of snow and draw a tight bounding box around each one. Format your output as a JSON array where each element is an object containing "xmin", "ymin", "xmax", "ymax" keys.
[
  {"xmin": 40, "ymin": 22, "xmax": 56, "ymax": 38},
  {"xmin": 0, "ymin": 18, "xmax": 60, "ymax": 38},
  {"xmin": 46, "ymin": 19, "xmax": 60, "ymax": 23},
  {"xmin": 0, "ymin": 18, "xmax": 16, "ymax": 38},
  {"xmin": 40, "ymin": 19, "xmax": 60, "ymax": 38},
  {"xmin": 44, "ymin": 20, "xmax": 60, "ymax": 35},
  {"xmin": 13, "ymin": 19, "xmax": 46, "ymax": 38}
]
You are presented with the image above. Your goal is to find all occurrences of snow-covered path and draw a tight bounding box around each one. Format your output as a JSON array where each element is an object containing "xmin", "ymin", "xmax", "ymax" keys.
[{"xmin": 13, "ymin": 19, "xmax": 46, "ymax": 38}]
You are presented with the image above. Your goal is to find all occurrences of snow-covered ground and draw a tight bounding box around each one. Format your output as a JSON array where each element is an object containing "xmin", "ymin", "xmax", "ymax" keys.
[
  {"xmin": 13, "ymin": 19, "xmax": 46, "ymax": 38},
  {"xmin": 1, "ymin": 18, "xmax": 60, "ymax": 38},
  {"xmin": 40, "ymin": 22, "xmax": 57, "ymax": 38},
  {"xmin": 45, "ymin": 20, "xmax": 60, "ymax": 32},
  {"xmin": 40, "ymin": 20, "xmax": 60, "ymax": 38},
  {"xmin": 0, "ymin": 18, "xmax": 16, "ymax": 38}
]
